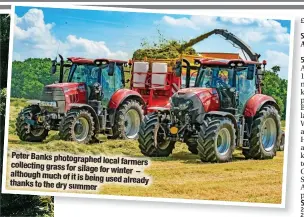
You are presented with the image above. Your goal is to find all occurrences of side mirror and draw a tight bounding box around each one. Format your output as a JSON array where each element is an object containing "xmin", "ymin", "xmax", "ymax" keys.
[
  {"xmin": 108, "ymin": 62, "xmax": 115, "ymax": 76},
  {"xmin": 51, "ymin": 59, "xmax": 57, "ymax": 74},
  {"xmin": 175, "ymin": 61, "xmax": 182, "ymax": 77},
  {"xmin": 247, "ymin": 64, "xmax": 255, "ymax": 80}
]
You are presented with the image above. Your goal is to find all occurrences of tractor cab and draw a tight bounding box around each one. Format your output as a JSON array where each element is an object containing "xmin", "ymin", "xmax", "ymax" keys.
[
  {"xmin": 66, "ymin": 57, "xmax": 127, "ymax": 106},
  {"xmin": 17, "ymin": 55, "xmax": 144, "ymax": 144},
  {"xmin": 193, "ymin": 58, "xmax": 263, "ymax": 115},
  {"xmin": 50, "ymin": 55, "xmax": 128, "ymax": 107}
]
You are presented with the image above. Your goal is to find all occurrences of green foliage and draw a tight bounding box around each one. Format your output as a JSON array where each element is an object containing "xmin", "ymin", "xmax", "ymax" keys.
[
  {"xmin": 11, "ymin": 58, "xmax": 58, "ymax": 99},
  {"xmin": 133, "ymin": 30, "xmax": 196, "ymax": 59},
  {"xmin": 262, "ymin": 66, "xmax": 288, "ymax": 119},
  {"xmin": 0, "ymin": 88, "xmax": 6, "ymax": 115},
  {"xmin": 0, "ymin": 195, "xmax": 54, "ymax": 217}
]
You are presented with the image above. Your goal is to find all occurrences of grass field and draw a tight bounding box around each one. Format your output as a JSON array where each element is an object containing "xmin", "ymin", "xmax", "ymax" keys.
[{"xmin": 7, "ymin": 98, "xmax": 285, "ymax": 204}]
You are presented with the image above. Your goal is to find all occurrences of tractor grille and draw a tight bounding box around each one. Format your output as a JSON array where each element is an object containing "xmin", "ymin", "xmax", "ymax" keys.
[
  {"xmin": 170, "ymin": 92, "xmax": 204, "ymax": 124},
  {"xmin": 41, "ymin": 87, "xmax": 65, "ymax": 101},
  {"xmin": 40, "ymin": 87, "xmax": 66, "ymax": 113}
]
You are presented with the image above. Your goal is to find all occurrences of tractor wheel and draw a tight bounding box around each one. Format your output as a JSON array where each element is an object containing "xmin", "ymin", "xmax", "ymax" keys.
[
  {"xmin": 16, "ymin": 105, "xmax": 49, "ymax": 142},
  {"xmin": 138, "ymin": 113, "xmax": 175, "ymax": 157},
  {"xmin": 59, "ymin": 109, "xmax": 95, "ymax": 144},
  {"xmin": 242, "ymin": 105, "xmax": 280, "ymax": 159},
  {"xmin": 278, "ymin": 132, "xmax": 285, "ymax": 151},
  {"xmin": 185, "ymin": 138, "xmax": 198, "ymax": 154},
  {"xmin": 112, "ymin": 99, "xmax": 144, "ymax": 139},
  {"xmin": 197, "ymin": 117, "xmax": 236, "ymax": 163}
]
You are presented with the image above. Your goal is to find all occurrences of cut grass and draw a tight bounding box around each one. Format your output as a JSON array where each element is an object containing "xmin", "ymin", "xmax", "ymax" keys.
[{"xmin": 7, "ymin": 101, "xmax": 284, "ymax": 204}]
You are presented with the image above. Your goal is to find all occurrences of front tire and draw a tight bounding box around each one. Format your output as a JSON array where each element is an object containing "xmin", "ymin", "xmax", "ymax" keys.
[
  {"xmin": 16, "ymin": 105, "xmax": 49, "ymax": 142},
  {"xmin": 112, "ymin": 99, "xmax": 144, "ymax": 139},
  {"xmin": 59, "ymin": 109, "xmax": 95, "ymax": 144},
  {"xmin": 138, "ymin": 113, "xmax": 175, "ymax": 157},
  {"xmin": 197, "ymin": 117, "xmax": 236, "ymax": 163},
  {"xmin": 242, "ymin": 105, "xmax": 280, "ymax": 159},
  {"xmin": 185, "ymin": 137, "xmax": 198, "ymax": 154}
]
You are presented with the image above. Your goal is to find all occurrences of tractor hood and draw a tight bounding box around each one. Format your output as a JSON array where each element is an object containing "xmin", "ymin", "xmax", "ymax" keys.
[
  {"xmin": 41, "ymin": 82, "xmax": 87, "ymax": 113},
  {"xmin": 46, "ymin": 82, "xmax": 86, "ymax": 91},
  {"xmin": 176, "ymin": 87, "xmax": 214, "ymax": 96},
  {"xmin": 173, "ymin": 87, "xmax": 220, "ymax": 113}
]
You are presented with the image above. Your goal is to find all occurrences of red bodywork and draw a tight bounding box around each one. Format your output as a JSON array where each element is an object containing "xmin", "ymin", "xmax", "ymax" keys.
[
  {"xmin": 244, "ymin": 94, "xmax": 277, "ymax": 117},
  {"xmin": 67, "ymin": 57, "xmax": 127, "ymax": 65},
  {"xmin": 130, "ymin": 63, "xmax": 181, "ymax": 113},
  {"xmin": 177, "ymin": 88, "xmax": 220, "ymax": 112},
  {"xmin": 196, "ymin": 58, "xmax": 260, "ymax": 66},
  {"xmin": 46, "ymin": 82, "xmax": 87, "ymax": 112},
  {"xmin": 108, "ymin": 89, "xmax": 144, "ymax": 109}
]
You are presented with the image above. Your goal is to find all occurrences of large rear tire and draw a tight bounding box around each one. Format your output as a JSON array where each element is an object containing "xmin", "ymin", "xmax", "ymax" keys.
[
  {"xmin": 138, "ymin": 113, "xmax": 175, "ymax": 157},
  {"xmin": 242, "ymin": 105, "xmax": 280, "ymax": 159},
  {"xmin": 16, "ymin": 105, "xmax": 49, "ymax": 142},
  {"xmin": 59, "ymin": 109, "xmax": 95, "ymax": 144},
  {"xmin": 112, "ymin": 99, "xmax": 144, "ymax": 139},
  {"xmin": 197, "ymin": 117, "xmax": 236, "ymax": 163}
]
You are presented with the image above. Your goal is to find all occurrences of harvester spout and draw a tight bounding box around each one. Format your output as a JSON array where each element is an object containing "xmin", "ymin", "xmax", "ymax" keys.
[
  {"xmin": 178, "ymin": 29, "xmax": 217, "ymax": 54},
  {"xmin": 178, "ymin": 28, "xmax": 261, "ymax": 62}
]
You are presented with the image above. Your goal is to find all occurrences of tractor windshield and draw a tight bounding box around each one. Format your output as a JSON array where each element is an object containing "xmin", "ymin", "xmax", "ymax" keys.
[
  {"xmin": 68, "ymin": 64, "xmax": 100, "ymax": 86},
  {"xmin": 197, "ymin": 67, "xmax": 234, "ymax": 89}
]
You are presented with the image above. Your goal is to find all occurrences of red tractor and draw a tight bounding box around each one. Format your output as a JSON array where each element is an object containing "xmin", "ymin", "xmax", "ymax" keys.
[
  {"xmin": 138, "ymin": 58, "xmax": 282, "ymax": 162},
  {"xmin": 138, "ymin": 29, "xmax": 284, "ymax": 162},
  {"xmin": 16, "ymin": 55, "xmax": 145, "ymax": 143}
]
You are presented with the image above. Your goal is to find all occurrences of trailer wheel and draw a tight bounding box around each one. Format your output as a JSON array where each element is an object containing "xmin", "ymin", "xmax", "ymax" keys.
[
  {"xmin": 59, "ymin": 109, "xmax": 95, "ymax": 144},
  {"xmin": 185, "ymin": 138, "xmax": 198, "ymax": 154},
  {"xmin": 112, "ymin": 99, "xmax": 144, "ymax": 139},
  {"xmin": 138, "ymin": 113, "xmax": 175, "ymax": 157},
  {"xmin": 243, "ymin": 105, "xmax": 280, "ymax": 159},
  {"xmin": 197, "ymin": 117, "xmax": 236, "ymax": 163},
  {"xmin": 16, "ymin": 105, "xmax": 49, "ymax": 142}
]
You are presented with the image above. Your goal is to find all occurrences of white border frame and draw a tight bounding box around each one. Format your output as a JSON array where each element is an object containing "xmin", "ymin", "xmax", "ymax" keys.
[{"xmin": 1, "ymin": 3, "xmax": 295, "ymax": 209}]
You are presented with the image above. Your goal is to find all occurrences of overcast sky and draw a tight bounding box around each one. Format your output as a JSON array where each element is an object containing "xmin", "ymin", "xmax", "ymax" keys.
[{"xmin": 13, "ymin": 6, "xmax": 291, "ymax": 79}]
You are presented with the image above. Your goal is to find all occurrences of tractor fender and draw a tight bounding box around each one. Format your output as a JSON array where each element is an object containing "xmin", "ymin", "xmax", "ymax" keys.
[
  {"xmin": 204, "ymin": 111, "xmax": 238, "ymax": 131},
  {"xmin": 69, "ymin": 103, "xmax": 100, "ymax": 133},
  {"xmin": 244, "ymin": 94, "xmax": 280, "ymax": 117},
  {"xmin": 107, "ymin": 89, "xmax": 145, "ymax": 126},
  {"xmin": 108, "ymin": 89, "xmax": 145, "ymax": 109}
]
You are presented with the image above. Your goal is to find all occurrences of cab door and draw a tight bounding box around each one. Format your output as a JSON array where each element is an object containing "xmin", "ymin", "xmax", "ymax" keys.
[
  {"xmin": 100, "ymin": 63, "xmax": 124, "ymax": 106},
  {"xmin": 236, "ymin": 65, "xmax": 257, "ymax": 114}
]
